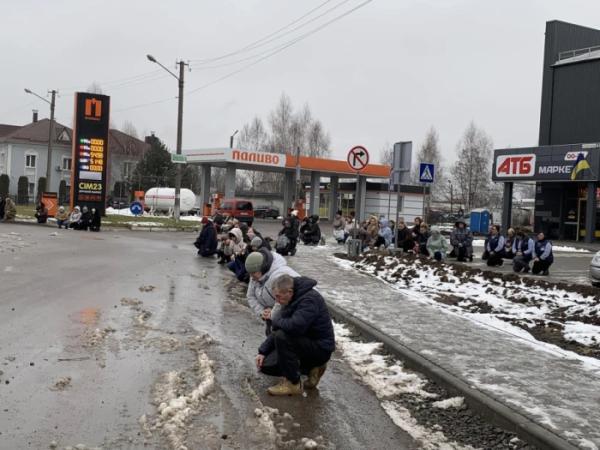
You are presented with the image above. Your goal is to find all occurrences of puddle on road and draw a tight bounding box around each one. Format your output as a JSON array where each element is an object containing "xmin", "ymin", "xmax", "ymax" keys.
[{"xmin": 76, "ymin": 307, "xmax": 100, "ymax": 326}]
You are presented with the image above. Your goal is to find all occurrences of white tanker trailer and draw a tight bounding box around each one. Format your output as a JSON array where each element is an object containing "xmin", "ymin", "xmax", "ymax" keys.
[{"xmin": 144, "ymin": 187, "xmax": 197, "ymax": 214}]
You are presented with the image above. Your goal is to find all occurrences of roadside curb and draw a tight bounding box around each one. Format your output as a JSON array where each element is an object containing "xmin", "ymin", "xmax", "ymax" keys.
[
  {"xmin": 325, "ymin": 301, "xmax": 580, "ymax": 450},
  {"xmin": 6, "ymin": 219, "xmax": 198, "ymax": 233}
]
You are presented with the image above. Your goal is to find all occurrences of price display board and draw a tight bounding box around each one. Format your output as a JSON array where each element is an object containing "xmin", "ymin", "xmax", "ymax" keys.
[{"xmin": 70, "ymin": 93, "xmax": 110, "ymax": 214}]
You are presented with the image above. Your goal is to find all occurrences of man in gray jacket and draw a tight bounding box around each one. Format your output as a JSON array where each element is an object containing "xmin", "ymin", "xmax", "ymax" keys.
[{"xmin": 245, "ymin": 249, "xmax": 299, "ymax": 334}]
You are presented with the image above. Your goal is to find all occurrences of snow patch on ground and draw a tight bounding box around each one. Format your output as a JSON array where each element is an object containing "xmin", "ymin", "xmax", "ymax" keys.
[
  {"xmin": 345, "ymin": 253, "xmax": 600, "ymax": 367},
  {"xmin": 143, "ymin": 340, "xmax": 215, "ymax": 450},
  {"xmin": 105, "ymin": 206, "xmax": 137, "ymax": 216},
  {"xmin": 334, "ymin": 322, "xmax": 474, "ymax": 449},
  {"xmin": 432, "ymin": 397, "xmax": 465, "ymax": 409},
  {"xmin": 563, "ymin": 322, "xmax": 600, "ymax": 347}
]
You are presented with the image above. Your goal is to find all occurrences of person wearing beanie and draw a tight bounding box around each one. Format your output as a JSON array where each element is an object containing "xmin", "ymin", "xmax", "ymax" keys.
[
  {"xmin": 239, "ymin": 222, "xmax": 252, "ymax": 244},
  {"xmin": 251, "ymin": 236, "xmax": 271, "ymax": 251},
  {"xmin": 245, "ymin": 249, "xmax": 299, "ymax": 335},
  {"xmin": 277, "ymin": 218, "xmax": 299, "ymax": 256},
  {"xmin": 194, "ymin": 217, "xmax": 218, "ymax": 257}
]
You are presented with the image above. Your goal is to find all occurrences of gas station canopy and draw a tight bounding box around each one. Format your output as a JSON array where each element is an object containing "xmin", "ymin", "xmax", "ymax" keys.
[
  {"xmin": 184, "ymin": 147, "xmax": 391, "ymax": 178},
  {"xmin": 183, "ymin": 147, "xmax": 391, "ymax": 221}
]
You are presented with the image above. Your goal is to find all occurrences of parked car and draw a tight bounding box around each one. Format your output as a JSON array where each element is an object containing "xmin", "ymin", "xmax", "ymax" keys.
[
  {"xmin": 589, "ymin": 251, "xmax": 600, "ymax": 287},
  {"xmin": 216, "ymin": 198, "xmax": 254, "ymax": 225},
  {"xmin": 254, "ymin": 205, "xmax": 280, "ymax": 219}
]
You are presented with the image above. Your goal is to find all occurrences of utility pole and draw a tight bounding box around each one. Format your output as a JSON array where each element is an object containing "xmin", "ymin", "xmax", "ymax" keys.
[
  {"xmin": 46, "ymin": 90, "xmax": 56, "ymax": 191},
  {"xmin": 146, "ymin": 54, "xmax": 189, "ymax": 221},
  {"xmin": 24, "ymin": 88, "xmax": 57, "ymax": 192},
  {"xmin": 295, "ymin": 146, "xmax": 301, "ymax": 206},
  {"xmin": 174, "ymin": 60, "xmax": 187, "ymax": 221},
  {"xmin": 448, "ymin": 180, "xmax": 454, "ymax": 214}
]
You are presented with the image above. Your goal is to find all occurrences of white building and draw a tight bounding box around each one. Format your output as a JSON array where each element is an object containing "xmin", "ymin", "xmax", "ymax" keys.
[{"xmin": 0, "ymin": 113, "xmax": 148, "ymax": 203}]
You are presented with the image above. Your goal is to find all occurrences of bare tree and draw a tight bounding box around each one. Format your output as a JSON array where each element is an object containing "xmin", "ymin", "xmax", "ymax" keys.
[
  {"xmin": 452, "ymin": 122, "xmax": 493, "ymax": 211},
  {"xmin": 306, "ymin": 120, "xmax": 330, "ymax": 157},
  {"xmin": 379, "ymin": 141, "xmax": 393, "ymax": 165},
  {"xmin": 233, "ymin": 92, "xmax": 333, "ymax": 194},
  {"xmin": 269, "ymin": 93, "xmax": 294, "ymax": 153},
  {"xmin": 86, "ymin": 82, "xmax": 103, "ymax": 94},
  {"xmin": 238, "ymin": 117, "xmax": 268, "ymax": 192},
  {"xmin": 121, "ymin": 120, "xmax": 139, "ymax": 139}
]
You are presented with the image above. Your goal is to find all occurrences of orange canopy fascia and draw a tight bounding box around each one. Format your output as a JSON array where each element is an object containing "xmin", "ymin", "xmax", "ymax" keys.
[{"xmin": 285, "ymin": 154, "xmax": 391, "ymax": 178}]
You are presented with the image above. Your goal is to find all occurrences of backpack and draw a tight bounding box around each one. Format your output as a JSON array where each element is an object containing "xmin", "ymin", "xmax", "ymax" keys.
[{"xmin": 276, "ymin": 234, "xmax": 290, "ymax": 250}]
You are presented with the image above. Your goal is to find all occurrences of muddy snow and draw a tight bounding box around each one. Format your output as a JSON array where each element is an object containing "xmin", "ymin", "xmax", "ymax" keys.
[{"xmin": 334, "ymin": 322, "xmax": 531, "ymax": 449}]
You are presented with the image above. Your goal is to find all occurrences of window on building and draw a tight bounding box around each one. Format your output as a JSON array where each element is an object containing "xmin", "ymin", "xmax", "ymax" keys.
[
  {"xmin": 26, "ymin": 154, "xmax": 36, "ymax": 168},
  {"xmin": 122, "ymin": 161, "xmax": 134, "ymax": 178},
  {"xmin": 62, "ymin": 157, "xmax": 72, "ymax": 171},
  {"xmin": 28, "ymin": 182, "xmax": 34, "ymax": 196},
  {"xmin": 0, "ymin": 151, "xmax": 6, "ymax": 174}
]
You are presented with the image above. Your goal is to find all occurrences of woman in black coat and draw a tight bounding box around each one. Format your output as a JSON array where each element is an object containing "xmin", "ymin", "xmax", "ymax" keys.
[{"xmin": 194, "ymin": 218, "xmax": 218, "ymax": 257}]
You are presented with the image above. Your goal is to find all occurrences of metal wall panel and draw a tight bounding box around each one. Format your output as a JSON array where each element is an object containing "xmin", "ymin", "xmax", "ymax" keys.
[{"xmin": 539, "ymin": 21, "xmax": 600, "ymax": 145}]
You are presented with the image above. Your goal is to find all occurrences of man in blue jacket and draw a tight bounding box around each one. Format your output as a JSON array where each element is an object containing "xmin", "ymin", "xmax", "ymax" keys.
[
  {"xmin": 532, "ymin": 232, "xmax": 554, "ymax": 275},
  {"xmin": 512, "ymin": 229, "xmax": 535, "ymax": 273},
  {"xmin": 255, "ymin": 274, "xmax": 335, "ymax": 396}
]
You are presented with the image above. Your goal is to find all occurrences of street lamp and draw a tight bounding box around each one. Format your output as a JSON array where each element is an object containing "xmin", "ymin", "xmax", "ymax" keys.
[
  {"xmin": 229, "ymin": 129, "xmax": 239, "ymax": 149},
  {"xmin": 146, "ymin": 54, "xmax": 188, "ymax": 221},
  {"xmin": 25, "ymin": 88, "xmax": 57, "ymax": 193}
]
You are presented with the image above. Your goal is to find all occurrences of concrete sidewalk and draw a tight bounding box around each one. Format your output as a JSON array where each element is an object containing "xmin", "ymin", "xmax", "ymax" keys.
[{"xmin": 289, "ymin": 244, "xmax": 600, "ymax": 449}]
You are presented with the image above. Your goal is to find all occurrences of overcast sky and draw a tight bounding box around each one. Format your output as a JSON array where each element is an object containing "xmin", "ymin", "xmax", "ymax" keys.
[{"xmin": 2, "ymin": 0, "xmax": 600, "ymax": 166}]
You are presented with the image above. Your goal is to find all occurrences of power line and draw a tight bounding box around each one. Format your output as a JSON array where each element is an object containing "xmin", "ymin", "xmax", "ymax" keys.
[
  {"xmin": 112, "ymin": 0, "xmax": 373, "ymax": 113},
  {"xmin": 191, "ymin": 0, "xmax": 337, "ymax": 64},
  {"xmin": 187, "ymin": 0, "xmax": 373, "ymax": 96},
  {"xmin": 58, "ymin": 69, "xmax": 166, "ymax": 93},
  {"xmin": 112, "ymin": 96, "xmax": 177, "ymax": 113}
]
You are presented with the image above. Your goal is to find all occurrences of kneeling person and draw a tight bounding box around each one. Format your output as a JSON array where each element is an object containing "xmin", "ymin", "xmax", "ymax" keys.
[{"xmin": 255, "ymin": 274, "xmax": 335, "ymax": 396}]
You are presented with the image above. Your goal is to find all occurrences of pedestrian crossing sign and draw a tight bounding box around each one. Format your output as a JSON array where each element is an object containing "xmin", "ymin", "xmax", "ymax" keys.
[{"xmin": 419, "ymin": 163, "xmax": 435, "ymax": 183}]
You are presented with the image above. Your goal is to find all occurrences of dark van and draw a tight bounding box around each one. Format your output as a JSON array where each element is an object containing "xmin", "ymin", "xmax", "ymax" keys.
[{"xmin": 218, "ymin": 199, "xmax": 254, "ymax": 224}]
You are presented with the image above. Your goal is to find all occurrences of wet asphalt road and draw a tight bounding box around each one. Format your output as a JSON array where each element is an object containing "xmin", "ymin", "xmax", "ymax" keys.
[{"xmin": 0, "ymin": 223, "xmax": 416, "ymax": 450}]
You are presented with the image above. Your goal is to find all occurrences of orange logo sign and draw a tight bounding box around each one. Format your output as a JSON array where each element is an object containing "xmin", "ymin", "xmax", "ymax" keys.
[{"xmin": 84, "ymin": 98, "xmax": 102, "ymax": 119}]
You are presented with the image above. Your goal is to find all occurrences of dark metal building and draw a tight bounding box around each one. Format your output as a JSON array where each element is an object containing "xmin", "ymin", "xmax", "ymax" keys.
[{"xmin": 497, "ymin": 20, "xmax": 600, "ymax": 242}]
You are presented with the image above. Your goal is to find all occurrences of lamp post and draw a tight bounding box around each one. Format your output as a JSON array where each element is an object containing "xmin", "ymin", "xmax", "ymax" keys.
[
  {"xmin": 229, "ymin": 129, "xmax": 239, "ymax": 149},
  {"xmin": 147, "ymin": 54, "xmax": 188, "ymax": 221},
  {"xmin": 24, "ymin": 88, "xmax": 56, "ymax": 192}
]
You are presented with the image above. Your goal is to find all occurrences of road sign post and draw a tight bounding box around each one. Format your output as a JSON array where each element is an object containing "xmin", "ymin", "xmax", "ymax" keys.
[
  {"xmin": 346, "ymin": 146, "xmax": 370, "ymax": 256},
  {"xmin": 419, "ymin": 162, "xmax": 435, "ymax": 220},
  {"xmin": 130, "ymin": 201, "xmax": 144, "ymax": 216}
]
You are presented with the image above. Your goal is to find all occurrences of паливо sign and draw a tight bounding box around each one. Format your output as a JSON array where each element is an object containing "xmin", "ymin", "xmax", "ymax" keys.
[{"xmin": 70, "ymin": 93, "xmax": 110, "ymax": 214}]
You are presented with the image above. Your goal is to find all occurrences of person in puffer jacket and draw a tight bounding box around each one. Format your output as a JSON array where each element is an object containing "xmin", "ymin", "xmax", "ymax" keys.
[
  {"xmin": 225, "ymin": 227, "xmax": 248, "ymax": 278},
  {"xmin": 450, "ymin": 219, "xmax": 473, "ymax": 262},
  {"xmin": 245, "ymin": 249, "xmax": 299, "ymax": 335},
  {"xmin": 256, "ymin": 274, "xmax": 335, "ymax": 396}
]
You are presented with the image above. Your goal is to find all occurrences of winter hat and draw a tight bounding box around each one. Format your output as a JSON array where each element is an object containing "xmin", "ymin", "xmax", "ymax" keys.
[
  {"xmin": 59, "ymin": 206, "xmax": 65, "ymax": 212},
  {"xmin": 239, "ymin": 222, "xmax": 249, "ymax": 233},
  {"xmin": 251, "ymin": 236, "xmax": 263, "ymax": 248},
  {"xmin": 201, "ymin": 216, "xmax": 209, "ymax": 224},
  {"xmin": 245, "ymin": 251, "xmax": 264, "ymax": 273}
]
